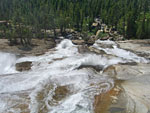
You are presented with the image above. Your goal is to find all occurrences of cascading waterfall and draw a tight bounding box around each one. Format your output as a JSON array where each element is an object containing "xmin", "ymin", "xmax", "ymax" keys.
[{"xmin": 0, "ymin": 39, "xmax": 149, "ymax": 113}]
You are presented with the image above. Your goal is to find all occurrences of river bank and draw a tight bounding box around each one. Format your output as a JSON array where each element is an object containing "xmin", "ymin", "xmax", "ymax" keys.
[{"xmin": 0, "ymin": 38, "xmax": 56, "ymax": 56}]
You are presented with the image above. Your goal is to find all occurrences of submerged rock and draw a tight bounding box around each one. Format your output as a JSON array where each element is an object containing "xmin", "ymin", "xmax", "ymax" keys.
[
  {"xmin": 94, "ymin": 80, "xmax": 124, "ymax": 113},
  {"xmin": 53, "ymin": 86, "xmax": 69, "ymax": 101},
  {"xmin": 86, "ymin": 38, "xmax": 96, "ymax": 46},
  {"xmin": 78, "ymin": 64, "xmax": 103, "ymax": 72},
  {"xmin": 78, "ymin": 45, "xmax": 91, "ymax": 54},
  {"xmin": 109, "ymin": 107, "xmax": 125, "ymax": 113},
  {"xmin": 89, "ymin": 47, "xmax": 106, "ymax": 55},
  {"xmin": 31, "ymin": 84, "xmax": 70, "ymax": 113},
  {"xmin": 16, "ymin": 61, "xmax": 32, "ymax": 72},
  {"xmin": 33, "ymin": 83, "xmax": 54, "ymax": 113}
]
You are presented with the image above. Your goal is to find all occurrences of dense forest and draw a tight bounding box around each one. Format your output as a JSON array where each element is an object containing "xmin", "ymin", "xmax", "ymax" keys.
[{"xmin": 0, "ymin": 0, "xmax": 150, "ymax": 46}]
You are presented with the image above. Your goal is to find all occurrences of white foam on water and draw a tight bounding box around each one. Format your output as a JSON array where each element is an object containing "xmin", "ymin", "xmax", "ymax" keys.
[
  {"xmin": 56, "ymin": 39, "xmax": 75, "ymax": 49},
  {"xmin": 93, "ymin": 40, "xmax": 149, "ymax": 63},
  {"xmin": 49, "ymin": 93, "xmax": 93, "ymax": 113},
  {"xmin": 95, "ymin": 40, "xmax": 117, "ymax": 45},
  {"xmin": 0, "ymin": 52, "xmax": 17, "ymax": 75},
  {"xmin": 78, "ymin": 54, "xmax": 123, "ymax": 68},
  {"xmin": 29, "ymin": 68, "xmax": 114, "ymax": 113},
  {"xmin": 0, "ymin": 99, "xmax": 7, "ymax": 112}
]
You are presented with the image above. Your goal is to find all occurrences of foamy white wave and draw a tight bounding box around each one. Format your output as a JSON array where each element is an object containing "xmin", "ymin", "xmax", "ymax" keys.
[
  {"xmin": 79, "ymin": 54, "xmax": 123, "ymax": 68},
  {"xmin": 96, "ymin": 40, "xmax": 116, "ymax": 45},
  {"xmin": 56, "ymin": 39, "xmax": 75, "ymax": 49}
]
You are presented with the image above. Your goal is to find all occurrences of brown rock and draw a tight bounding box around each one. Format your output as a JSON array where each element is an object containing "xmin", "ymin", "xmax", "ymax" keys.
[
  {"xmin": 16, "ymin": 61, "xmax": 32, "ymax": 72},
  {"xmin": 78, "ymin": 45, "xmax": 90, "ymax": 54},
  {"xmin": 53, "ymin": 86, "xmax": 69, "ymax": 101},
  {"xmin": 94, "ymin": 81, "xmax": 123, "ymax": 113},
  {"xmin": 77, "ymin": 65, "xmax": 103, "ymax": 72},
  {"xmin": 89, "ymin": 47, "xmax": 106, "ymax": 55},
  {"xmin": 72, "ymin": 40, "xmax": 85, "ymax": 45},
  {"xmin": 103, "ymin": 65, "xmax": 117, "ymax": 78},
  {"xmin": 96, "ymin": 42, "xmax": 114, "ymax": 49},
  {"xmin": 35, "ymin": 83, "xmax": 54, "ymax": 113},
  {"xmin": 101, "ymin": 36, "xmax": 110, "ymax": 40},
  {"xmin": 86, "ymin": 38, "xmax": 95, "ymax": 46}
]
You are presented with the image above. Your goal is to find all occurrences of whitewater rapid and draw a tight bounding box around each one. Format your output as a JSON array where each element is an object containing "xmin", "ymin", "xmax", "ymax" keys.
[{"xmin": 0, "ymin": 39, "xmax": 149, "ymax": 113}]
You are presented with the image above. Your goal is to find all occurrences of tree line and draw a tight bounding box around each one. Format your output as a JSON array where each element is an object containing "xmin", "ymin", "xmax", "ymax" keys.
[{"xmin": 0, "ymin": 0, "xmax": 150, "ymax": 46}]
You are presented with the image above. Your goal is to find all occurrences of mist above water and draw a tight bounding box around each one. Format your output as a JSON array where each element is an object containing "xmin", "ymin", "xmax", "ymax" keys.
[{"xmin": 0, "ymin": 52, "xmax": 17, "ymax": 75}]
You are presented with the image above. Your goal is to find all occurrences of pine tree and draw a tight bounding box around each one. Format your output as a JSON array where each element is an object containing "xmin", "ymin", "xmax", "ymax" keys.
[{"xmin": 126, "ymin": 12, "xmax": 137, "ymax": 39}]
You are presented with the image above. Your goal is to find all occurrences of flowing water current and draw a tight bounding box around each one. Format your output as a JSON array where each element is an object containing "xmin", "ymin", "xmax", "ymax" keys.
[{"xmin": 0, "ymin": 39, "xmax": 149, "ymax": 113}]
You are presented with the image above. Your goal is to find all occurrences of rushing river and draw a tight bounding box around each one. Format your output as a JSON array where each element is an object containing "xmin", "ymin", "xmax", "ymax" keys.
[{"xmin": 0, "ymin": 39, "xmax": 149, "ymax": 113}]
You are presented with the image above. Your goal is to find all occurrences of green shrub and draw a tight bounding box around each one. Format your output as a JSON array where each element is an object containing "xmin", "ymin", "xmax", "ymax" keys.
[{"xmin": 98, "ymin": 32, "xmax": 108, "ymax": 38}]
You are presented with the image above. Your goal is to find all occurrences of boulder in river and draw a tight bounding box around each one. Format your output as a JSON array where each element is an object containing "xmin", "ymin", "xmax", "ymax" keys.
[
  {"xmin": 78, "ymin": 64, "xmax": 103, "ymax": 72},
  {"xmin": 53, "ymin": 86, "xmax": 69, "ymax": 101},
  {"xmin": 16, "ymin": 61, "xmax": 32, "ymax": 72},
  {"xmin": 78, "ymin": 45, "xmax": 91, "ymax": 54},
  {"xmin": 86, "ymin": 37, "xmax": 96, "ymax": 46},
  {"xmin": 72, "ymin": 40, "xmax": 85, "ymax": 45},
  {"xmin": 89, "ymin": 46, "xmax": 106, "ymax": 55}
]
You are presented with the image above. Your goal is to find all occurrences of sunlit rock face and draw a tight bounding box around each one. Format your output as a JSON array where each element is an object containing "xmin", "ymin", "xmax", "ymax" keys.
[
  {"xmin": 122, "ymin": 76, "xmax": 150, "ymax": 113},
  {"xmin": 103, "ymin": 63, "xmax": 150, "ymax": 80},
  {"xmin": 0, "ymin": 39, "xmax": 150, "ymax": 113},
  {"xmin": 102, "ymin": 63, "xmax": 150, "ymax": 113}
]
